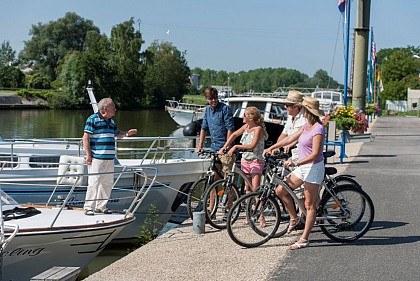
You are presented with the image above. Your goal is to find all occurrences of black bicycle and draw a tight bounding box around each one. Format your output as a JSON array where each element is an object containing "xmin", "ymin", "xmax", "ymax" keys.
[
  {"xmin": 186, "ymin": 150, "xmax": 251, "ymax": 220},
  {"xmin": 226, "ymin": 152, "xmax": 374, "ymax": 248}
]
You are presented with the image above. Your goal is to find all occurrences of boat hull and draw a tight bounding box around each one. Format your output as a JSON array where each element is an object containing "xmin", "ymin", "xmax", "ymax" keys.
[
  {"xmin": 1, "ymin": 158, "xmax": 210, "ymax": 241},
  {"xmin": 2, "ymin": 216, "xmax": 133, "ymax": 280},
  {"xmin": 166, "ymin": 106, "xmax": 205, "ymax": 126}
]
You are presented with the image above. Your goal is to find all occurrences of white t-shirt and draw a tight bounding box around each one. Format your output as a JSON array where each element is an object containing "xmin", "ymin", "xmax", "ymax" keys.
[{"xmin": 282, "ymin": 110, "xmax": 307, "ymax": 162}]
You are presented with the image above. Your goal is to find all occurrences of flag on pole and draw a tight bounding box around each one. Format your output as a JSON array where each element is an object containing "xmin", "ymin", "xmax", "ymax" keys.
[
  {"xmin": 371, "ymin": 39, "xmax": 376, "ymax": 68},
  {"xmin": 338, "ymin": 0, "xmax": 346, "ymax": 14}
]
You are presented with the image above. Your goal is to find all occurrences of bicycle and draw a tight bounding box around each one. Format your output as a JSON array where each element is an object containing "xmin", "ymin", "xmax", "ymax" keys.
[
  {"xmin": 268, "ymin": 150, "xmax": 363, "ymax": 237},
  {"xmin": 186, "ymin": 149, "xmax": 251, "ymax": 220},
  {"xmin": 226, "ymin": 152, "xmax": 374, "ymax": 248},
  {"xmin": 202, "ymin": 150, "xmax": 254, "ymax": 229}
]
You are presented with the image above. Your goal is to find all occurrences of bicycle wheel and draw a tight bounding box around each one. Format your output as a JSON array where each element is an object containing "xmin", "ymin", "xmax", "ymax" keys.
[
  {"xmin": 271, "ymin": 195, "xmax": 291, "ymax": 238},
  {"xmin": 187, "ymin": 177, "xmax": 210, "ymax": 219},
  {"xmin": 226, "ymin": 191, "xmax": 280, "ymax": 248},
  {"xmin": 319, "ymin": 184, "xmax": 374, "ymax": 242},
  {"xmin": 331, "ymin": 175, "xmax": 361, "ymax": 189},
  {"xmin": 203, "ymin": 179, "xmax": 240, "ymax": 229}
]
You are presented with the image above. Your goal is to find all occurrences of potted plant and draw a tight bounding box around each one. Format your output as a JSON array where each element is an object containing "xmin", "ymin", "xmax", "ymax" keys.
[
  {"xmin": 365, "ymin": 104, "xmax": 381, "ymax": 117},
  {"xmin": 323, "ymin": 105, "xmax": 369, "ymax": 134}
]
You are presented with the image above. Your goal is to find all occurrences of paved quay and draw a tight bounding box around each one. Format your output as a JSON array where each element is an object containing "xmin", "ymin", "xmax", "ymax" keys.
[
  {"xmin": 270, "ymin": 116, "xmax": 420, "ymax": 281},
  {"xmin": 84, "ymin": 119, "xmax": 378, "ymax": 281}
]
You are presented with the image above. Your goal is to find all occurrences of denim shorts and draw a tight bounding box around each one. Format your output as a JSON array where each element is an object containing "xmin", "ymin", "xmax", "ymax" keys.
[{"xmin": 291, "ymin": 161, "xmax": 324, "ymax": 185}]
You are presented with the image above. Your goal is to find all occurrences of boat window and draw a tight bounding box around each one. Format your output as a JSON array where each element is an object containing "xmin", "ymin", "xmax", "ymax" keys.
[
  {"xmin": 246, "ymin": 102, "xmax": 267, "ymax": 116},
  {"xmin": 29, "ymin": 156, "xmax": 60, "ymax": 168},
  {"xmin": 323, "ymin": 92, "xmax": 332, "ymax": 100},
  {"xmin": 332, "ymin": 93, "xmax": 341, "ymax": 102},
  {"xmin": 0, "ymin": 154, "xmax": 18, "ymax": 168},
  {"xmin": 314, "ymin": 92, "xmax": 322, "ymax": 99},
  {"xmin": 270, "ymin": 103, "xmax": 287, "ymax": 120},
  {"xmin": 229, "ymin": 102, "xmax": 243, "ymax": 117}
]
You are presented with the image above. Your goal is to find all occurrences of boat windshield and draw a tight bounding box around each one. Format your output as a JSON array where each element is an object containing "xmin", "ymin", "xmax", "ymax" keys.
[{"xmin": 0, "ymin": 190, "xmax": 20, "ymax": 211}]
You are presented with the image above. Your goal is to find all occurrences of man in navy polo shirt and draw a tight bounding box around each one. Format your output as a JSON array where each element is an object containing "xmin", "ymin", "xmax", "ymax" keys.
[{"xmin": 82, "ymin": 98, "xmax": 137, "ymax": 215}]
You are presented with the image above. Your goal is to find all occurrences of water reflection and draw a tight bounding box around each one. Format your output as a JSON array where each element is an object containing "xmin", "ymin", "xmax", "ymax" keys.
[{"xmin": 0, "ymin": 109, "xmax": 181, "ymax": 139}]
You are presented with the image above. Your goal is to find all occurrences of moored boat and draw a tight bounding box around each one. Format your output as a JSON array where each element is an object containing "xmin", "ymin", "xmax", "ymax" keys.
[
  {"xmin": 0, "ymin": 136, "xmax": 210, "ymax": 242},
  {"xmin": 0, "ymin": 167, "xmax": 152, "ymax": 280},
  {"xmin": 183, "ymin": 94, "xmax": 288, "ymax": 148},
  {"xmin": 311, "ymin": 90, "xmax": 344, "ymax": 114},
  {"xmin": 165, "ymin": 99, "xmax": 205, "ymax": 126}
]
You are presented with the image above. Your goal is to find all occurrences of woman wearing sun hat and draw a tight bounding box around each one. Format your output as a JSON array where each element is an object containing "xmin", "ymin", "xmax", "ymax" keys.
[{"xmin": 264, "ymin": 96, "xmax": 325, "ymax": 250}]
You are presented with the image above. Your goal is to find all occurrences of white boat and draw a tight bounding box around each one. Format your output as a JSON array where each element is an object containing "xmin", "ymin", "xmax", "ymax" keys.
[
  {"xmin": 165, "ymin": 99, "xmax": 205, "ymax": 126},
  {"xmin": 218, "ymin": 95, "xmax": 288, "ymax": 147},
  {"xmin": 0, "ymin": 167, "xmax": 153, "ymax": 280},
  {"xmin": 311, "ymin": 90, "xmax": 344, "ymax": 114},
  {"xmin": 0, "ymin": 136, "xmax": 210, "ymax": 242},
  {"xmin": 0, "ymin": 86, "xmax": 211, "ymax": 242}
]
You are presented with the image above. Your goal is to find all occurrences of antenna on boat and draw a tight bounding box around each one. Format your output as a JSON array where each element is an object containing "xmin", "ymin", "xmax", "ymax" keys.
[{"xmin": 86, "ymin": 80, "xmax": 99, "ymax": 113}]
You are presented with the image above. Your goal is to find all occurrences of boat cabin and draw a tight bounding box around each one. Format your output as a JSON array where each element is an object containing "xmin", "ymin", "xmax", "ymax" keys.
[
  {"xmin": 223, "ymin": 96, "xmax": 288, "ymax": 147},
  {"xmin": 311, "ymin": 90, "xmax": 344, "ymax": 114}
]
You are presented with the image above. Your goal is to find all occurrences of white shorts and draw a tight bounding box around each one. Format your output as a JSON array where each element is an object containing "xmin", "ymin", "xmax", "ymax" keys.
[{"xmin": 291, "ymin": 161, "xmax": 324, "ymax": 185}]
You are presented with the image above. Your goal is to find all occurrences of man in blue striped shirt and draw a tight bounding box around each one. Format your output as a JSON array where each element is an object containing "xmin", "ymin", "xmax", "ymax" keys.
[{"xmin": 82, "ymin": 98, "xmax": 137, "ymax": 215}]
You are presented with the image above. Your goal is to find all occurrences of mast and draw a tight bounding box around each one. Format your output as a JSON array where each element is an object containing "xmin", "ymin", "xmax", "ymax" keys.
[
  {"xmin": 352, "ymin": 0, "xmax": 372, "ymax": 110},
  {"xmin": 343, "ymin": 0, "xmax": 351, "ymax": 106}
]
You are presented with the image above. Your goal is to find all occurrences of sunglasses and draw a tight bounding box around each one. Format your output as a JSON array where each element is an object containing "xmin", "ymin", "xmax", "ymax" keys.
[{"xmin": 206, "ymin": 96, "xmax": 218, "ymax": 101}]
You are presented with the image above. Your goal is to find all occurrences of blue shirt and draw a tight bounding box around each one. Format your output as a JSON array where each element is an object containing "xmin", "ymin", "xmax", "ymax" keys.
[
  {"xmin": 84, "ymin": 112, "xmax": 120, "ymax": 160},
  {"xmin": 201, "ymin": 102, "xmax": 235, "ymax": 152}
]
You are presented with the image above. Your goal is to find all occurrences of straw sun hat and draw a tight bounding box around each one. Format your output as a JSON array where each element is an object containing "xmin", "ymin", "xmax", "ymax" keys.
[
  {"xmin": 302, "ymin": 96, "xmax": 325, "ymax": 117},
  {"xmin": 284, "ymin": 90, "xmax": 304, "ymax": 104}
]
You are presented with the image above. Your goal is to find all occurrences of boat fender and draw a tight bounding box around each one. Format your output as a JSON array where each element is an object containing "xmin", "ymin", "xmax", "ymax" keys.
[{"xmin": 183, "ymin": 120, "xmax": 201, "ymax": 136}]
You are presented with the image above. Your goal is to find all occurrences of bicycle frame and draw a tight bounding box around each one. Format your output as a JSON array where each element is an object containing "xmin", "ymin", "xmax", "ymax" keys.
[{"xmin": 271, "ymin": 170, "xmax": 351, "ymax": 223}]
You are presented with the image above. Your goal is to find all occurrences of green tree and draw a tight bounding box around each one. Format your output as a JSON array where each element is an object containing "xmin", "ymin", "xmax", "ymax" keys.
[
  {"xmin": 377, "ymin": 46, "xmax": 420, "ymax": 102},
  {"xmin": 309, "ymin": 69, "xmax": 340, "ymax": 89},
  {"xmin": 0, "ymin": 40, "xmax": 16, "ymax": 66},
  {"xmin": 109, "ymin": 18, "xmax": 144, "ymax": 108},
  {"xmin": 143, "ymin": 41, "xmax": 190, "ymax": 108},
  {"xmin": 58, "ymin": 31, "xmax": 116, "ymax": 107},
  {"xmin": 26, "ymin": 72, "xmax": 51, "ymax": 89},
  {"xmin": 0, "ymin": 65, "xmax": 25, "ymax": 88},
  {"xmin": 20, "ymin": 12, "xmax": 100, "ymax": 82}
]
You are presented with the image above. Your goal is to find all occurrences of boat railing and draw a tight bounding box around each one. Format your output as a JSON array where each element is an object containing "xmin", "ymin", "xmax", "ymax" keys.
[
  {"xmin": 165, "ymin": 100, "xmax": 205, "ymax": 111},
  {"xmin": 114, "ymin": 135, "xmax": 199, "ymax": 164},
  {"xmin": 1, "ymin": 138, "xmax": 85, "ymax": 159},
  {"xmin": 1, "ymin": 135, "xmax": 201, "ymax": 169},
  {"xmin": 0, "ymin": 161, "xmax": 157, "ymax": 228}
]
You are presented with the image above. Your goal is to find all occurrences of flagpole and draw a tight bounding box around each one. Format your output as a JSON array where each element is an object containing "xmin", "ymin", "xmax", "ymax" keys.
[
  {"xmin": 343, "ymin": 0, "xmax": 351, "ymax": 106},
  {"xmin": 368, "ymin": 28, "xmax": 373, "ymax": 104},
  {"xmin": 373, "ymin": 63, "xmax": 377, "ymax": 104}
]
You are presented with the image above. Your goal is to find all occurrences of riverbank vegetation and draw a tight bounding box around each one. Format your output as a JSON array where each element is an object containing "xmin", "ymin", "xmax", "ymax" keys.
[{"xmin": 0, "ymin": 13, "xmax": 418, "ymax": 110}]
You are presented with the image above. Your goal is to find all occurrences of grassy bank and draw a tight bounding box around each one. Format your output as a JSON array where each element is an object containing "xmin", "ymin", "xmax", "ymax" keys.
[{"xmin": 181, "ymin": 95, "xmax": 207, "ymax": 105}]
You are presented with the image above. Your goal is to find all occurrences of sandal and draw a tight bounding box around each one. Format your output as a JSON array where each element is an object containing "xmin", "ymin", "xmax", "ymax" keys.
[
  {"xmin": 84, "ymin": 209, "xmax": 94, "ymax": 216},
  {"xmin": 95, "ymin": 208, "xmax": 112, "ymax": 214},
  {"xmin": 290, "ymin": 238, "xmax": 309, "ymax": 250},
  {"xmin": 287, "ymin": 218, "xmax": 300, "ymax": 234}
]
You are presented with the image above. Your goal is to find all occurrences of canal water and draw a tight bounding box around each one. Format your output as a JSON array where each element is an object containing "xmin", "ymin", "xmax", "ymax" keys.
[
  {"xmin": 0, "ymin": 108, "xmax": 189, "ymax": 279},
  {"xmin": 0, "ymin": 108, "xmax": 181, "ymax": 139}
]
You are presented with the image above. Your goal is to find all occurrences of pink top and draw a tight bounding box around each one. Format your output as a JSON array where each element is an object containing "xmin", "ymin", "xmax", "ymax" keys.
[{"xmin": 297, "ymin": 123, "xmax": 325, "ymax": 164}]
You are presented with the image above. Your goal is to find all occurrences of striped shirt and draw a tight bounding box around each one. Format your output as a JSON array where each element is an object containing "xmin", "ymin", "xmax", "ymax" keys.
[{"xmin": 84, "ymin": 112, "xmax": 120, "ymax": 160}]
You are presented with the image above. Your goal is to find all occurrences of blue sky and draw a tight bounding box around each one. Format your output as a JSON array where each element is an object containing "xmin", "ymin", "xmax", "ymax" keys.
[{"xmin": 1, "ymin": 0, "xmax": 418, "ymax": 83}]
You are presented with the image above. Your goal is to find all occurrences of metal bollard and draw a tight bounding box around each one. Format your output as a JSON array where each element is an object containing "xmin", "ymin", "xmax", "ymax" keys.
[{"xmin": 192, "ymin": 211, "xmax": 205, "ymax": 234}]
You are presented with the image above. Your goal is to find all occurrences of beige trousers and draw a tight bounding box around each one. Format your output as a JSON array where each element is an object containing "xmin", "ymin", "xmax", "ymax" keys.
[{"xmin": 84, "ymin": 158, "xmax": 114, "ymax": 211}]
